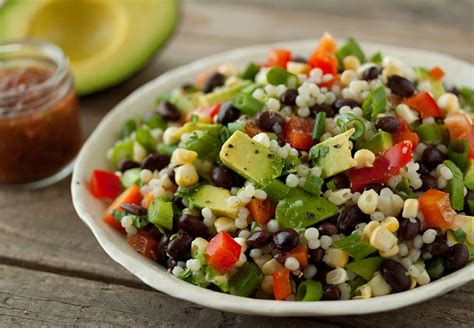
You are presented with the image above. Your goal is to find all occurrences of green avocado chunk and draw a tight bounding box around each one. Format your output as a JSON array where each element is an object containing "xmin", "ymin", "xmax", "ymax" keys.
[
  {"xmin": 309, "ymin": 129, "xmax": 357, "ymax": 179},
  {"xmin": 189, "ymin": 184, "xmax": 238, "ymax": 218},
  {"xmin": 276, "ymin": 190, "xmax": 339, "ymax": 229},
  {"xmin": 362, "ymin": 131, "xmax": 393, "ymax": 155},
  {"xmin": 198, "ymin": 81, "xmax": 250, "ymax": 107},
  {"xmin": 219, "ymin": 131, "xmax": 283, "ymax": 186}
]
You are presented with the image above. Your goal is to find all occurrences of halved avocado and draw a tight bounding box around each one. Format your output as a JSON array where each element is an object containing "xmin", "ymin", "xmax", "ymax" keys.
[{"xmin": 0, "ymin": 0, "xmax": 178, "ymax": 95}]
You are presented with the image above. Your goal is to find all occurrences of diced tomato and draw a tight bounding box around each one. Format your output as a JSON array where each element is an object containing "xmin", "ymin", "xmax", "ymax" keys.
[
  {"xmin": 419, "ymin": 189, "xmax": 463, "ymax": 230},
  {"xmin": 392, "ymin": 119, "xmax": 420, "ymax": 148},
  {"xmin": 185, "ymin": 103, "xmax": 222, "ymax": 123},
  {"xmin": 382, "ymin": 141, "xmax": 413, "ymax": 175},
  {"xmin": 403, "ymin": 91, "xmax": 441, "ymax": 118},
  {"xmin": 429, "ymin": 67, "xmax": 445, "ymax": 80},
  {"xmin": 445, "ymin": 112, "xmax": 474, "ymax": 158},
  {"xmin": 273, "ymin": 268, "xmax": 293, "ymax": 300},
  {"xmin": 244, "ymin": 122, "xmax": 264, "ymax": 138},
  {"xmin": 268, "ymin": 49, "xmax": 292, "ymax": 69},
  {"xmin": 285, "ymin": 244, "xmax": 308, "ymax": 268},
  {"xmin": 283, "ymin": 116, "xmax": 315, "ymax": 150},
  {"xmin": 349, "ymin": 156, "xmax": 389, "ymax": 191},
  {"xmin": 103, "ymin": 185, "xmax": 143, "ymax": 233},
  {"xmin": 127, "ymin": 232, "xmax": 157, "ymax": 260},
  {"xmin": 307, "ymin": 33, "xmax": 338, "ymax": 75},
  {"xmin": 247, "ymin": 198, "xmax": 276, "ymax": 225},
  {"xmin": 206, "ymin": 231, "xmax": 242, "ymax": 274},
  {"xmin": 90, "ymin": 170, "xmax": 122, "ymax": 199}
]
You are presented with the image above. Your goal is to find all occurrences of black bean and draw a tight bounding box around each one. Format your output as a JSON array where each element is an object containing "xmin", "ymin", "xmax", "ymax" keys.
[
  {"xmin": 141, "ymin": 154, "xmax": 170, "ymax": 171},
  {"xmin": 417, "ymin": 161, "xmax": 430, "ymax": 175},
  {"xmin": 118, "ymin": 159, "xmax": 139, "ymax": 172},
  {"xmin": 336, "ymin": 205, "xmax": 366, "ymax": 234},
  {"xmin": 332, "ymin": 173, "xmax": 349, "ymax": 189},
  {"xmin": 292, "ymin": 56, "xmax": 307, "ymax": 63},
  {"xmin": 334, "ymin": 98, "xmax": 360, "ymax": 109},
  {"xmin": 310, "ymin": 104, "xmax": 336, "ymax": 118},
  {"xmin": 168, "ymin": 168, "xmax": 176, "ymax": 185},
  {"xmin": 322, "ymin": 285, "xmax": 341, "ymax": 300},
  {"xmin": 166, "ymin": 232, "xmax": 193, "ymax": 261},
  {"xmin": 121, "ymin": 203, "xmax": 147, "ymax": 216},
  {"xmin": 317, "ymin": 222, "xmax": 338, "ymax": 236},
  {"xmin": 157, "ymin": 101, "xmax": 181, "ymax": 121},
  {"xmin": 203, "ymin": 72, "xmax": 225, "ymax": 93},
  {"xmin": 446, "ymin": 86, "xmax": 460, "ymax": 97},
  {"xmin": 247, "ymin": 230, "xmax": 272, "ymax": 248},
  {"xmin": 308, "ymin": 247, "xmax": 325, "ymax": 264},
  {"xmin": 466, "ymin": 190, "xmax": 474, "ymax": 201},
  {"xmin": 167, "ymin": 258, "xmax": 179, "ymax": 270},
  {"xmin": 381, "ymin": 259, "xmax": 411, "ymax": 292},
  {"xmin": 255, "ymin": 110, "xmax": 285, "ymax": 133},
  {"xmin": 178, "ymin": 214, "xmax": 208, "ymax": 238},
  {"xmin": 211, "ymin": 165, "xmax": 238, "ymax": 189},
  {"xmin": 398, "ymin": 218, "xmax": 421, "ymax": 240},
  {"xmin": 362, "ymin": 66, "xmax": 382, "ymax": 81},
  {"xmin": 446, "ymin": 243, "xmax": 469, "ymax": 270},
  {"xmin": 273, "ymin": 229, "xmax": 299, "ymax": 251},
  {"xmin": 273, "ymin": 252, "xmax": 286, "ymax": 264},
  {"xmin": 181, "ymin": 83, "xmax": 195, "ymax": 91},
  {"xmin": 422, "ymin": 148, "xmax": 446, "ymax": 169},
  {"xmin": 386, "ymin": 75, "xmax": 416, "ymax": 98},
  {"xmin": 420, "ymin": 174, "xmax": 438, "ymax": 191},
  {"xmin": 421, "ymin": 240, "xmax": 449, "ymax": 260},
  {"xmin": 280, "ymin": 88, "xmax": 298, "ymax": 106},
  {"xmin": 363, "ymin": 184, "xmax": 385, "ymax": 194},
  {"xmin": 375, "ymin": 116, "xmax": 401, "ymax": 132},
  {"xmin": 172, "ymin": 196, "xmax": 185, "ymax": 209},
  {"xmin": 155, "ymin": 236, "xmax": 168, "ymax": 265},
  {"xmin": 216, "ymin": 101, "xmax": 240, "ymax": 124}
]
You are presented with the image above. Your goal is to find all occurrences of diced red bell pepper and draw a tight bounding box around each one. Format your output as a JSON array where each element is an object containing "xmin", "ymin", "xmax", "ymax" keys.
[
  {"xmin": 419, "ymin": 189, "xmax": 463, "ymax": 230},
  {"xmin": 273, "ymin": 268, "xmax": 293, "ymax": 300},
  {"xmin": 307, "ymin": 33, "xmax": 338, "ymax": 75},
  {"xmin": 268, "ymin": 49, "xmax": 292, "ymax": 69},
  {"xmin": 283, "ymin": 116, "xmax": 315, "ymax": 150},
  {"xmin": 206, "ymin": 231, "xmax": 242, "ymax": 274},
  {"xmin": 244, "ymin": 122, "xmax": 264, "ymax": 138},
  {"xmin": 185, "ymin": 103, "xmax": 222, "ymax": 122},
  {"xmin": 429, "ymin": 67, "xmax": 445, "ymax": 80},
  {"xmin": 349, "ymin": 156, "xmax": 389, "ymax": 191},
  {"xmin": 128, "ymin": 231, "xmax": 157, "ymax": 260},
  {"xmin": 392, "ymin": 119, "xmax": 420, "ymax": 148},
  {"xmin": 403, "ymin": 91, "xmax": 442, "ymax": 118},
  {"xmin": 103, "ymin": 185, "xmax": 143, "ymax": 233},
  {"xmin": 90, "ymin": 170, "xmax": 122, "ymax": 199},
  {"xmin": 445, "ymin": 111, "xmax": 474, "ymax": 159},
  {"xmin": 383, "ymin": 141, "xmax": 413, "ymax": 175},
  {"xmin": 247, "ymin": 198, "xmax": 276, "ymax": 225}
]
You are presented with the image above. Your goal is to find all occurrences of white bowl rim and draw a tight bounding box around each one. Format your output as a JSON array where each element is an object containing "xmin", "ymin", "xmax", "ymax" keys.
[{"xmin": 72, "ymin": 38, "xmax": 474, "ymax": 317}]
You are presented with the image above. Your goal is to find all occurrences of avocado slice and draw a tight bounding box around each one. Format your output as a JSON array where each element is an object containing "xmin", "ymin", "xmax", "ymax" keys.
[
  {"xmin": 0, "ymin": 0, "xmax": 178, "ymax": 95},
  {"xmin": 189, "ymin": 184, "xmax": 238, "ymax": 218},
  {"xmin": 309, "ymin": 129, "xmax": 357, "ymax": 179},
  {"xmin": 220, "ymin": 131, "xmax": 283, "ymax": 186},
  {"xmin": 362, "ymin": 131, "xmax": 393, "ymax": 155},
  {"xmin": 464, "ymin": 159, "xmax": 474, "ymax": 191}
]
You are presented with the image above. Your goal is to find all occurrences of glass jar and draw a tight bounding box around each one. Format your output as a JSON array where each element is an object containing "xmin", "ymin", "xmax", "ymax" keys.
[{"xmin": 0, "ymin": 39, "xmax": 82, "ymax": 187}]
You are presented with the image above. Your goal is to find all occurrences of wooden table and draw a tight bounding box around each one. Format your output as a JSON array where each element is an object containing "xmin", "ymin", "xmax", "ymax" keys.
[{"xmin": 1, "ymin": 1, "xmax": 473, "ymax": 326}]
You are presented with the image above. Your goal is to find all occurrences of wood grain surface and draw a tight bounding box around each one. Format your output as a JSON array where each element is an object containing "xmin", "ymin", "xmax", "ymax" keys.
[{"xmin": 1, "ymin": 1, "xmax": 473, "ymax": 326}]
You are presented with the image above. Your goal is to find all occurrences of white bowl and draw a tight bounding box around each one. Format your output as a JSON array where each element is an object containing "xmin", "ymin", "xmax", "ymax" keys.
[{"xmin": 71, "ymin": 39, "xmax": 474, "ymax": 316}]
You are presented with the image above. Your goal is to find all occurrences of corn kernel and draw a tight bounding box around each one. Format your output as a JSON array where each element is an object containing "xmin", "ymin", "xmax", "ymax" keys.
[
  {"xmin": 343, "ymin": 55, "xmax": 361, "ymax": 71},
  {"xmin": 437, "ymin": 93, "xmax": 460, "ymax": 113},
  {"xmin": 416, "ymin": 270, "xmax": 431, "ymax": 286},
  {"xmin": 382, "ymin": 216, "xmax": 399, "ymax": 232},
  {"xmin": 382, "ymin": 66, "xmax": 402, "ymax": 79},
  {"xmin": 254, "ymin": 254, "xmax": 273, "ymax": 269},
  {"xmin": 379, "ymin": 244, "xmax": 399, "ymax": 258},
  {"xmin": 340, "ymin": 69, "xmax": 356, "ymax": 87},
  {"xmin": 191, "ymin": 237, "xmax": 208, "ymax": 257},
  {"xmin": 326, "ymin": 268, "xmax": 348, "ymax": 285},
  {"xmin": 171, "ymin": 149, "xmax": 198, "ymax": 165},
  {"xmin": 261, "ymin": 275, "xmax": 274, "ymax": 295},
  {"xmin": 368, "ymin": 272, "xmax": 392, "ymax": 296},
  {"xmin": 214, "ymin": 217, "xmax": 236, "ymax": 234},
  {"xmin": 354, "ymin": 149, "xmax": 376, "ymax": 168},
  {"xmin": 370, "ymin": 226, "xmax": 398, "ymax": 251},
  {"xmin": 174, "ymin": 164, "xmax": 199, "ymax": 187},
  {"xmin": 357, "ymin": 189, "xmax": 378, "ymax": 214},
  {"xmin": 402, "ymin": 198, "xmax": 419, "ymax": 219},
  {"xmin": 287, "ymin": 61, "xmax": 311, "ymax": 75},
  {"xmin": 363, "ymin": 221, "xmax": 380, "ymax": 240},
  {"xmin": 355, "ymin": 284, "xmax": 372, "ymax": 299},
  {"xmin": 323, "ymin": 247, "xmax": 349, "ymax": 268},
  {"xmin": 410, "ymin": 276, "xmax": 417, "ymax": 289},
  {"xmin": 262, "ymin": 259, "xmax": 284, "ymax": 275}
]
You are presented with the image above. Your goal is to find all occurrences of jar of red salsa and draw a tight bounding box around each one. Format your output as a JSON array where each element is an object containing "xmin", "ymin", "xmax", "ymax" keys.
[{"xmin": 0, "ymin": 39, "xmax": 81, "ymax": 187}]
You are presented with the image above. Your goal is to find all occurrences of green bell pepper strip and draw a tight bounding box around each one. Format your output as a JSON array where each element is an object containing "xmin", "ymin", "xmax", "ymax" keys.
[
  {"xmin": 297, "ymin": 280, "xmax": 323, "ymax": 301},
  {"xmin": 312, "ymin": 111, "xmax": 326, "ymax": 141},
  {"xmin": 121, "ymin": 168, "xmax": 141, "ymax": 188},
  {"xmin": 448, "ymin": 140, "xmax": 468, "ymax": 172},
  {"xmin": 232, "ymin": 93, "xmax": 264, "ymax": 116},
  {"xmin": 346, "ymin": 257, "xmax": 383, "ymax": 281},
  {"xmin": 229, "ymin": 262, "xmax": 263, "ymax": 297},
  {"xmin": 443, "ymin": 160, "xmax": 464, "ymax": 211},
  {"xmin": 122, "ymin": 119, "xmax": 138, "ymax": 138},
  {"xmin": 335, "ymin": 37, "xmax": 365, "ymax": 68},
  {"xmin": 335, "ymin": 113, "xmax": 366, "ymax": 140},
  {"xmin": 143, "ymin": 114, "xmax": 167, "ymax": 130},
  {"xmin": 135, "ymin": 127, "xmax": 155, "ymax": 152},
  {"xmin": 414, "ymin": 123, "xmax": 442, "ymax": 144},
  {"xmin": 334, "ymin": 231, "xmax": 376, "ymax": 260},
  {"xmin": 240, "ymin": 62, "xmax": 260, "ymax": 80},
  {"xmin": 362, "ymin": 85, "xmax": 386, "ymax": 121}
]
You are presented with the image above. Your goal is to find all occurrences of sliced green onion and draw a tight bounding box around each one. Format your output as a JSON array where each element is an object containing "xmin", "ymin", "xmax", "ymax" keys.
[
  {"xmin": 240, "ymin": 62, "xmax": 260, "ymax": 80},
  {"xmin": 143, "ymin": 114, "xmax": 167, "ymax": 130},
  {"xmin": 426, "ymin": 259, "xmax": 445, "ymax": 280},
  {"xmin": 229, "ymin": 262, "xmax": 263, "ymax": 297},
  {"xmin": 135, "ymin": 127, "xmax": 154, "ymax": 152},
  {"xmin": 302, "ymin": 174, "xmax": 324, "ymax": 195},
  {"xmin": 415, "ymin": 123, "xmax": 442, "ymax": 144},
  {"xmin": 262, "ymin": 179, "xmax": 290, "ymax": 201},
  {"xmin": 459, "ymin": 86, "xmax": 474, "ymax": 110},
  {"xmin": 453, "ymin": 229, "xmax": 467, "ymax": 243},
  {"xmin": 241, "ymin": 83, "xmax": 261, "ymax": 95},
  {"xmin": 348, "ymin": 276, "xmax": 366, "ymax": 297},
  {"xmin": 121, "ymin": 168, "xmax": 141, "ymax": 188},
  {"xmin": 148, "ymin": 198, "xmax": 174, "ymax": 231},
  {"xmin": 370, "ymin": 52, "xmax": 383, "ymax": 64},
  {"xmin": 335, "ymin": 113, "xmax": 366, "ymax": 140},
  {"xmin": 312, "ymin": 111, "xmax": 326, "ymax": 140},
  {"xmin": 227, "ymin": 121, "xmax": 244, "ymax": 133},
  {"xmin": 297, "ymin": 280, "xmax": 323, "ymax": 301},
  {"xmin": 232, "ymin": 93, "xmax": 264, "ymax": 116},
  {"xmin": 335, "ymin": 37, "xmax": 365, "ymax": 68},
  {"xmin": 158, "ymin": 144, "xmax": 178, "ymax": 157},
  {"xmin": 448, "ymin": 140, "xmax": 468, "ymax": 172},
  {"xmin": 122, "ymin": 119, "xmax": 138, "ymax": 138},
  {"xmin": 362, "ymin": 85, "xmax": 386, "ymax": 121},
  {"xmin": 266, "ymin": 66, "xmax": 296, "ymax": 86},
  {"xmin": 110, "ymin": 139, "xmax": 134, "ymax": 167},
  {"xmin": 335, "ymin": 231, "xmax": 376, "ymax": 260},
  {"xmin": 346, "ymin": 257, "xmax": 383, "ymax": 281},
  {"xmin": 443, "ymin": 160, "xmax": 465, "ymax": 211},
  {"xmin": 395, "ymin": 177, "xmax": 416, "ymax": 200}
]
